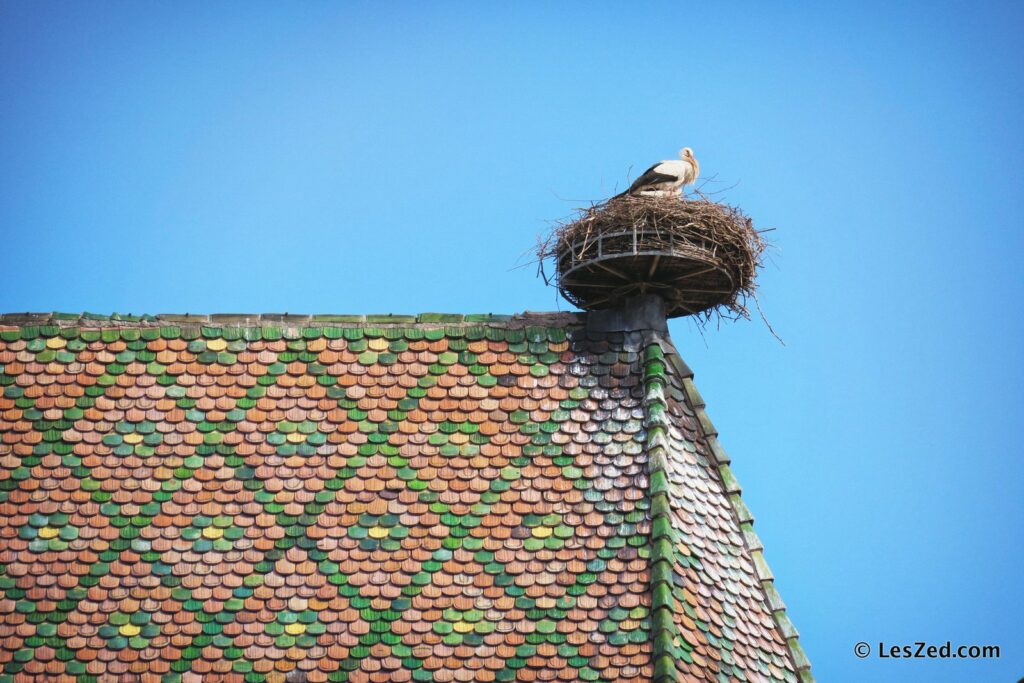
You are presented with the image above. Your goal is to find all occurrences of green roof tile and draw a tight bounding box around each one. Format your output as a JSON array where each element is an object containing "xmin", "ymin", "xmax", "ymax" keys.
[{"xmin": 0, "ymin": 312, "xmax": 808, "ymax": 682}]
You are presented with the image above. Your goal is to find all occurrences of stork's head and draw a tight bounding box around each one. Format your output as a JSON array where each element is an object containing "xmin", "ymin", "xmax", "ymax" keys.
[{"xmin": 679, "ymin": 147, "xmax": 695, "ymax": 160}]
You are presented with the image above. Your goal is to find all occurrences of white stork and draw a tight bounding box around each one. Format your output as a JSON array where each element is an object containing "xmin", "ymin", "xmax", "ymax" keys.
[{"xmin": 615, "ymin": 147, "xmax": 700, "ymax": 199}]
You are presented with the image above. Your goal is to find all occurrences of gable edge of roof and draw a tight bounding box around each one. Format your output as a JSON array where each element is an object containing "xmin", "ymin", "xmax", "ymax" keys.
[{"xmin": 657, "ymin": 333, "xmax": 814, "ymax": 682}]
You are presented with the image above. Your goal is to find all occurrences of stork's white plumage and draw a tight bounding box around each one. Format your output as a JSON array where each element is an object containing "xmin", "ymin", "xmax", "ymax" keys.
[{"xmin": 618, "ymin": 147, "xmax": 700, "ymax": 198}]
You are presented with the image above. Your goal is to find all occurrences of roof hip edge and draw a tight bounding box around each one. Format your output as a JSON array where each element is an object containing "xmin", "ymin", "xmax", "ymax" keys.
[{"xmin": 640, "ymin": 332, "xmax": 687, "ymax": 683}]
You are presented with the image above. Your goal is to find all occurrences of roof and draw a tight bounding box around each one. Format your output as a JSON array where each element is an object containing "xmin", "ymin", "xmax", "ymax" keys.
[{"xmin": 0, "ymin": 311, "xmax": 811, "ymax": 683}]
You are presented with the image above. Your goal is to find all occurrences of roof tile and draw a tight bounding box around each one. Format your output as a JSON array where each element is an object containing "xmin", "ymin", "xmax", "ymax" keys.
[{"xmin": 0, "ymin": 314, "xmax": 808, "ymax": 681}]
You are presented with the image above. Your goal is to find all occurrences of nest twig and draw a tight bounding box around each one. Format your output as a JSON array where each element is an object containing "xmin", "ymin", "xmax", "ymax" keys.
[{"xmin": 537, "ymin": 193, "xmax": 769, "ymax": 325}]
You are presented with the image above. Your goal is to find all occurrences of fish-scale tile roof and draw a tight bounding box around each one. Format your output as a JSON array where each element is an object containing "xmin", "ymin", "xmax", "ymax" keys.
[{"xmin": 0, "ymin": 312, "xmax": 810, "ymax": 683}]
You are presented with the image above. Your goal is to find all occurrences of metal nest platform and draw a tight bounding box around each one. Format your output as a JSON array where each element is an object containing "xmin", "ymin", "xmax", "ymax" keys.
[{"xmin": 543, "ymin": 196, "xmax": 765, "ymax": 320}]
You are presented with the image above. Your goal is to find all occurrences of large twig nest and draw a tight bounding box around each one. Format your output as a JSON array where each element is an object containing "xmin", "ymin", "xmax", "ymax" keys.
[{"xmin": 538, "ymin": 194, "xmax": 767, "ymax": 321}]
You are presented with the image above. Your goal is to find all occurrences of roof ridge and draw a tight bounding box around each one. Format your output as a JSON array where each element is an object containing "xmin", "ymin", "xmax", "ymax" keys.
[
  {"xmin": 658, "ymin": 335, "xmax": 814, "ymax": 682},
  {"xmin": 0, "ymin": 311, "xmax": 585, "ymax": 328},
  {"xmin": 640, "ymin": 336, "xmax": 687, "ymax": 683}
]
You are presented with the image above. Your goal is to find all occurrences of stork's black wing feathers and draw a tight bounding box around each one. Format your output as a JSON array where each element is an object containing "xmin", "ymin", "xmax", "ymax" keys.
[{"xmin": 626, "ymin": 165, "xmax": 679, "ymax": 193}]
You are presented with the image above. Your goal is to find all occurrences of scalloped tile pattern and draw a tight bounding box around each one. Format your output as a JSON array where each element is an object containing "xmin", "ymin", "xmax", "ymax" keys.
[
  {"xmin": 658, "ymin": 352, "xmax": 798, "ymax": 683},
  {"xmin": 0, "ymin": 323, "xmax": 655, "ymax": 682},
  {"xmin": 0, "ymin": 318, "xmax": 805, "ymax": 683}
]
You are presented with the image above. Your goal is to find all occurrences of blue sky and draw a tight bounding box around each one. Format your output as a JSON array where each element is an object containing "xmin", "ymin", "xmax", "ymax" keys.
[{"xmin": 2, "ymin": 2, "xmax": 1022, "ymax": 680}]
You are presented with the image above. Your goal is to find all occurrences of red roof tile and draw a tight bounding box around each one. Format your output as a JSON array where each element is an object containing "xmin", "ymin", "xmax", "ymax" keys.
[{"xmin": 0, "ymin": 313, "xmax": 810, "ymax": 682}]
